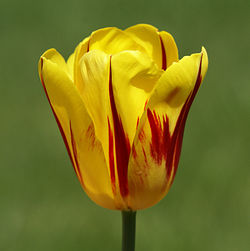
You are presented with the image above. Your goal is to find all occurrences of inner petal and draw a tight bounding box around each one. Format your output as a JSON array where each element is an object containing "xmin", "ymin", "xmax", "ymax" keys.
[{"xmin": 88, "ymin": 27, "xmax": 146, "ymax": 55}]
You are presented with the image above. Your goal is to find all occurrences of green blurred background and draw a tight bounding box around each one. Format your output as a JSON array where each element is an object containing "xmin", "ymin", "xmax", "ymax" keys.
[{"xmin": 0, "ymin": 0, "xmax": 249, "ymax": 250}]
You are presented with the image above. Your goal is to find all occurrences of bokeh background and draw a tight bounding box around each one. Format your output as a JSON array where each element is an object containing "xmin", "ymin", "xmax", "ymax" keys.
[{"xmin": 0, "ymin": 0, "xmax": 249, "ymax": 250}]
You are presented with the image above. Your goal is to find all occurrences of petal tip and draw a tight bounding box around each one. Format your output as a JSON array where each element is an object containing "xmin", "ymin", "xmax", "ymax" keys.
[
  {"xmin": 200, "ymin": 47, "xmax": 208, "ymax": 79},
  {"xmin": 40, "ymin": 48, "xmax": 58, "ymax": 59}
]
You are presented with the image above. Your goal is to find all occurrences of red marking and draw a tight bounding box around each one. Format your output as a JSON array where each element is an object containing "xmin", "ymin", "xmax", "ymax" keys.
[
  {"xmin": 108, "ymin": 117, "xmax": 116, "ymax": 195},
  {"xmin": 171, "ymin": 124, "xmax": 185, "ymax": 183},
  {"xmin": 109, "ymin": 58, "xmax": 131, "ymax": 198},
  {"xmin": 147, "ymin": 110, "xmax": 161, "ymax": 162},
  {"xmin": 136, "ymin": 117, "xmax": 140, "ymax": 129},
  {"xmin": 69, "ymin": 122, "xmax": 84, "ymax": 185},
  {"xmin": 147, "ymin": 109, "xmax": 170, "ymax": 165},
  {"xmin": 86, "ymin": 39, "xmax": 90, "ymax": 52},
  {"xmin": 85, "ymin": 123, "xmax": 96, "ymax": 149},
  {"xmin": 86, "ymin": 124, "xmax": 94, "ymax": 135},
  {"xmin": 40, "ymin": 58, "xmax": 76, "ymax": 174},
  {"xmin": 159, "ymin": 36, "xmax": 167, "ymax": 70},
  {"xmin": 144, "ymin": 100, "xmax": 148, "ymax": 110}
]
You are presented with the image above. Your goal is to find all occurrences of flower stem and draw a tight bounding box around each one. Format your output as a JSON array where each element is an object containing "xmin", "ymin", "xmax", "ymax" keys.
[{"xmin": 121, "ymin": 210, "xmax": 136, "ymax": 251}]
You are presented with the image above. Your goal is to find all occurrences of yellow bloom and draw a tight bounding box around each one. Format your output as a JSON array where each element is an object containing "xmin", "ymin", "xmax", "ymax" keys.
[{"xmin": 38, "ymin": 24, "xmax": 208, "ymax": 211}]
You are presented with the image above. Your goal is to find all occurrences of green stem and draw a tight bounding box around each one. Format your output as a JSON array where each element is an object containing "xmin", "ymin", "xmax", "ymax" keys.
[{"xmin": 122, "ymin": 210, "xmax": 136, "ymax": 251}]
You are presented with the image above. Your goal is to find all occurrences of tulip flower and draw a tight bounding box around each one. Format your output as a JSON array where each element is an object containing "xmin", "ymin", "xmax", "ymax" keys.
[{"xmin": 38, "ymin": 24, "xmax": 208, "ymax": 251}]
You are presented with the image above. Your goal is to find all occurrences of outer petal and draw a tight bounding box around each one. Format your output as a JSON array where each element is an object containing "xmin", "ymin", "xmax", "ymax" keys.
[
  {"xmin": 38, "ymin": 49, "xmax": 116, "ymax": 209},
  {"xmin": 78, "ymin": 50, "xmax": 127, "ymax": 209},
  {"xmin": 125, "ymin": 24, "xmax": 178, "ymax": 70},
  {"xmin": 128, "ymin": 47, "xmax": 208, "ymax": 210},
  {"xmin": 88, "ymin": 27, "xmax": 146, "ymax": 55}
]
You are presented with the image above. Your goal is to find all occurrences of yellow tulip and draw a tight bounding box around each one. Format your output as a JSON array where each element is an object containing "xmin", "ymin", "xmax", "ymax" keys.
[{"xmin": 38, "ymin": 24, "xmax": 208, "ymax": 211}]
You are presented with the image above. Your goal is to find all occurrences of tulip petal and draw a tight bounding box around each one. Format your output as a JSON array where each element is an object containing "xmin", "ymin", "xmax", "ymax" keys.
[
  {"xmin": 88, "ymin": 27, "xmax": 146, "ymax": 55},
  {"xmin": 38, "ymin": 49, "xmax": 118, "ymax": 209},
  {"xmin": 128, "ymin": 47, "xmax": 208, "ymax": 210},
  {"xmin": 125, "ymin": 24, "xmax": 178, "ymax": 70},
  {"xmin": 78, "ymin": 49, "xmax": 128, "ymax": 208}
]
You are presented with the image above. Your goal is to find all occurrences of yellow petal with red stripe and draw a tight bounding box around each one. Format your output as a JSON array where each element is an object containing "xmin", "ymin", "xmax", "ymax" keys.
[
  {"xmin": 128, "ymin": 47, "xmax": 208, "ymax": 210},
  {"xmin": 158, "ymin": 30, "xmax": 179, "ymax": 67},
  {"xmin": 78, "ymin": 49, "xmax": 129, "ymax": 209},
  {"xmin": 38, "ymin": 49, "xmax": 117, "ymax": 209}
]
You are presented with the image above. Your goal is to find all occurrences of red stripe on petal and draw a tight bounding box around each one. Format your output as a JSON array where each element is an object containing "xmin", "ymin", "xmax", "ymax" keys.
[
  {"xmin": 69, "ymin": 122, "xmax": 84, "ymax": 186},
  {"xmin": 144, "ymin": 100, "xmax": 148, "ymax": 110},
  {"xmin": 147, "ymin": 109, "xmax": 161, "ymax": 163},
  {"xmin": 108, "ymin": 117, "xmax": 116, "ymax": 195},
  {"xmin": 147, "ymin": 109, "xmax": 170, "ymax": 165},
  {"xmin": 85, "ymin": 123, "xmax": 96, "ymax": 150},
  {"xmin": 109, "ymin": 58, "xmax": 131, "ymax": 198},
  {"xmin": 86, "ymin": 39, "xmax": 90, "ymax": 52},
  {"xmin": 159, "ymin": 35, "xmax": 167, "ymax": 70},
  {"xmin": 136, "ymin": 117, "xmax": 140, "ymax": 129}
]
